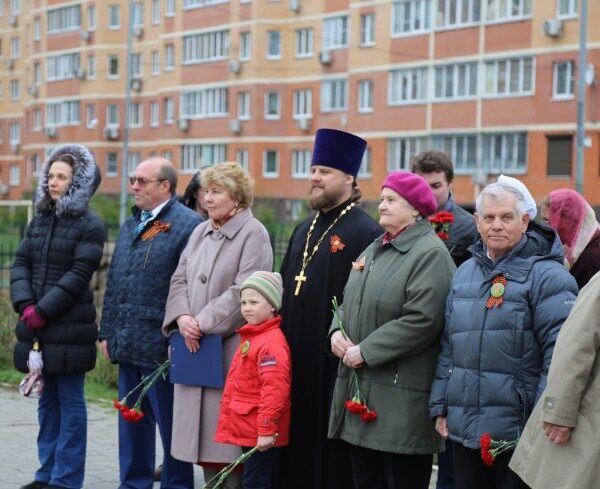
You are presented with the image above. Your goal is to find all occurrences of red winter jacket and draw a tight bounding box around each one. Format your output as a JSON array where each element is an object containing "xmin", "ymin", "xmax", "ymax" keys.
[{"xmin": 215, "ymin": 315, "xmax": 291, "ymax": 447}]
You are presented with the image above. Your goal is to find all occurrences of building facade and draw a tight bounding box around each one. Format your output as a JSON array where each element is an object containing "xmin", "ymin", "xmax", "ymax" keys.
[{"xmin": 1, "ymin": 0, "xmax": 599, "ymax": 206}]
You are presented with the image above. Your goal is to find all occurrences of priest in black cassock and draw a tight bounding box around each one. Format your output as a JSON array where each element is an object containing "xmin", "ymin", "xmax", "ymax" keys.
[{"xmin": 278, "ymin": 128, "xmax": 382, "ymax": 489}]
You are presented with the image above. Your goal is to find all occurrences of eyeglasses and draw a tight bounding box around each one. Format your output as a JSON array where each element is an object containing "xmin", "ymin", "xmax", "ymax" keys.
[{"xmin": 129, "ymin": 177, "xmax": 164, "ymax": 187}]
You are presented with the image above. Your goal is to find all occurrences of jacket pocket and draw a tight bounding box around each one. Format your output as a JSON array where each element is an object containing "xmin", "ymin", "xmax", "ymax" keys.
[
  {"xmin": 515, "ymin": 385, "xmax": 531, "ymax": 422},
  {"xmin": 228, "ymin": 399, "xmax": 258, "ymax": 438}
]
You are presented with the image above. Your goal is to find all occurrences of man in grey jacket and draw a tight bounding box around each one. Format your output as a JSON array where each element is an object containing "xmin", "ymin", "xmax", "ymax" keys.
[{"xmin": 429, "ymin": 179, "xmax": 578, "ymax": 489}]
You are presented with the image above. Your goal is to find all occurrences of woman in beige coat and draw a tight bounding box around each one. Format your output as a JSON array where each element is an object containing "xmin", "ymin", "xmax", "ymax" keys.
[
  {"xmin": 162, "ymin": 162, "xmax": 272, "ymax": 487},
  {"xmin": 509, "ymin": 271, "xmax": 600, "ymax": 489}
]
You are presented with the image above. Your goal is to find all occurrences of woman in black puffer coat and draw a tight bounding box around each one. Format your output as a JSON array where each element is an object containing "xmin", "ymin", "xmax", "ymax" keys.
[{"xmin": 10, "ymin": 144, "xmax": 106, "ymax": 489}]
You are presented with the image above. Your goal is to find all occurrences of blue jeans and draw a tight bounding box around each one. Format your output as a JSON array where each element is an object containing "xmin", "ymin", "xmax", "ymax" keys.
[
  {"xmin": 242, "ymin": 446, "xmax": 281, "ymax": 489},
  {"xmin": 35, "ymin": 372, "xmax": 87, "ymax": 489},
  {"xmin": 118, "ymin": 363, "xmax": 193, "ymax": 489}
]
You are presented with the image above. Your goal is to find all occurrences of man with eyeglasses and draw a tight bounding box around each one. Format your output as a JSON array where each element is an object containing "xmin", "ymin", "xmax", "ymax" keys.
[{"xmin": 98, "ymin": 157, "xmax": 202, "ymax": 489}]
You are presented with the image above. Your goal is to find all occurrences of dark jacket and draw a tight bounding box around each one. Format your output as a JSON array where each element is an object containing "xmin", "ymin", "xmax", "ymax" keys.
[
  {"xmin": 98, "ymin": 196, "xmax": 201, "ymax": 368},
  {"xmin": 429, "ymin": 221, "xmax": 578, "ymax": 449},
  {"xmin": 445, "ymin": 199, "xmax": 478, "ymax": 267},
  {"xmin": 11, "ymin": 144, "xmax": 106, "ymax": 375}
]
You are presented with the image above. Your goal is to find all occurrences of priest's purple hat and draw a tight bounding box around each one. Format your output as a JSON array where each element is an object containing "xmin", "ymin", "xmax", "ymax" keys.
[{"xmin": 311, "ymin": 128, "xmax": 367, "ymax": 177}]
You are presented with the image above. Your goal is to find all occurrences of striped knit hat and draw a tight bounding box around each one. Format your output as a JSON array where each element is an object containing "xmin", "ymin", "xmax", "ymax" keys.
[{"xmin": 240, "ymin": 271, "xmax": 284, "ymax": 311}]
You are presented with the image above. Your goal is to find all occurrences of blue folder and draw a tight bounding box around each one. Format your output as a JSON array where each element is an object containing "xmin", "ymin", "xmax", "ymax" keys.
[{"xmin": 169, "ymin": 332, "xmax": 224, "ymax": 388}]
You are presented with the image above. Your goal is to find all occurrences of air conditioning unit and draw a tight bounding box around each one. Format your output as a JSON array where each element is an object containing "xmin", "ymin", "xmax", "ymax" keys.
[
  {"xmin": 103, "ymin": 126, "xmax": 120, "ymax": 140},
  {"xmin": 296, "ymin": 117, "xmax": 311, "ymax": 132},
  {"xmin": 81, "ymin": 30, "xmax": 91, "ymax": 42},
  {"xmin": 28, "ymin": 84, "xmax": 39, "ymax": 97},
  {"xmin": 134, "ymin": 26, "xmax": 144, "ymax": 39},
  {"xmin": 543, "ymin": 18, "xmax": 563, "ymax": 38},
  {"xmin": 10, "ymin": 142, "xmax": 20, "ymax": 153},
  {"xmin": 4, "ymin": 59, "xmax": 14, "ymax": 70},
  {"xmin": 228, "ymin": 119, "xmax": 241, "ymax": 134},
  {"xmin": 130, "ymin": 77, "xmax": 143, "ymax": 92},
  {"xmin": 319, "ymin": 50, "xmax": 332, "ymax": 66},
  {"xmin": 75, "ymin": 67, "xmax": 87, "ymax": 80},
  {"xmin": 8, "ymin": 15, "xmax": 17, "ymax": 27},
  {"xmin": 289, "ymin": 0, "xmax": 301, "ymax": 12},
  {"xmin": 44, "ymin": 126, "xmax": 58, "ymax": 139},
  {"xmin": 228, "ymin": 60, "xmax": 241, "ymax": 74},
  {"xmin": 178, "ymin": 118, "xmax": 190, "ymax": 132}
]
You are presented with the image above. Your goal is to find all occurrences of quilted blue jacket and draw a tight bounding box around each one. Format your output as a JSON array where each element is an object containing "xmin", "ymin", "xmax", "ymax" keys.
[
  {"xmin": 98, "ymin": 196, "xmax": 201, "ymax": 368},
  {"xmin": 429, "ymin": 221, "xmax": 578, "ymax": 449}
]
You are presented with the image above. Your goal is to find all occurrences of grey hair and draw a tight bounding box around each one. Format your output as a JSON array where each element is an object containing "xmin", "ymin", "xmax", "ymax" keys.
[{"xmin": 475, "ymin": 182, "xmax": 526, "ymax": 217}]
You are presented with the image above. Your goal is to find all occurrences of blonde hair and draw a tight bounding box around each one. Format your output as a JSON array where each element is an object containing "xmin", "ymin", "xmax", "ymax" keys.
[{"xmin": 201, "ymin": 161, "xmax": 254, "ymax": 209}]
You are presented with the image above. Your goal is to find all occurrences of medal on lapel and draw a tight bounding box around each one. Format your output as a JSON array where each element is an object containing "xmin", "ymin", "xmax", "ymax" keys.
[
  {"xmin": 240, "ymin": 340, "xmax": 250, "ymax": 356},
  {"xmin": 486, "ymin": 275, "xmax": 507, "ymax": 309}
]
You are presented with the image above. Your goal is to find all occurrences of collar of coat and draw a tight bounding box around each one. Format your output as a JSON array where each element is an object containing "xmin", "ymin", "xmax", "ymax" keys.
[
  {"xmin": 379, "ymin": 219, "xmax": 432, "ymax": 253},
  {"xmin": 131, "ymin": 194, "xmax": 178, "ymax": 222},
  {"xmin": 237, "ymin": 315, "xmax": 282, "ymax": 339},
  {"xmin": 201, "ymin": 207, "xmax": 254, "ymax": 240}
]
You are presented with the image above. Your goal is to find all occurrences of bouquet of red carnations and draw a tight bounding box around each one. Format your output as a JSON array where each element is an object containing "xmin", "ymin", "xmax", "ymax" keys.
[{"xmin": 480, "ymin": 432, "xmax": 519, "ymax": 467}]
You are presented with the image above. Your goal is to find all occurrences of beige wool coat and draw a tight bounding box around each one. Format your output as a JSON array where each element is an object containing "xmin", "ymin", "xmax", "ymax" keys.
[
  {"xmin": 162, "ymin": 208, "xmax": 273, "ymax": 464},
  {"xmin": 510, "ymin": 272, "xmax": 600, "ymax": 489}
]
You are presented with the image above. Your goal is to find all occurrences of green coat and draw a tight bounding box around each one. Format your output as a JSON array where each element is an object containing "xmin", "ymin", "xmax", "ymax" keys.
[{"xmin": 328, "ymin": 219, "xmax": 455, "ymax": 454}]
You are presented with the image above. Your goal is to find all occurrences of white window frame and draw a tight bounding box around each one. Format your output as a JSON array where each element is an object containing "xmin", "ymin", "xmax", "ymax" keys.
[
  {"xmin": 165, "ymin": 43, "xmax": 175, "ymax": 70},
  {"xmin": 129, "ymin": 103, "xmax": 143, "ymax": 127},
  {"xmin": 108, "ymin": 54, "xmax": 119, "ymax": 78},
  {"xmin": 358, "ymin": 147, "xmax": 372, "ymax": 177},
  {"xmin": 164, "ymin": 97, "xmax": 174, "ymax": 123},
  {"xmin": 181, "ymin": 144, "xmax": 227, "ymax": 172},
  {"xmin": 182, "ymin": 31, "xmax": 229, "ymax": 64},
  {"xmin": 264, "ymin": 91, "xmax": 281, "ymax": 120},
  {"xmin": 87, "ymin": 5, "xmax": 96, "ymax": 30},
  {"xmin": 32, "ymin": 108, "xmax": 42, "ymax": 131},
  {"xmin": 484, "ymin": 56, "xmax": 535, "ymax": 98},
  {"xmin": 321, "ymin": 79, "xmax": 347, "ymax": 112},
  {"xmin": 87, "ymin": 55, "xmax": 96, "ymax": 79},
  {"xmin": 133, "ymin": 2, "xmax": 144, "ymax": 27},
  {"xmin": 9, "ymin": 79, "xmax": 20, "ymax": 102},
  {"xmin": 293, "ymin": 89, "xmax": 312, "ymax": 119},
  {"xmin": 387, "ymin": 136, "xmax": 427, "ymax": 171},
  {"xmin": 358, "ymin": 80, "xmax": 374, "ymax": 113},
  {"xmin": 360, "ymin": 13, "xmax": 375, "ymax": 47},
  {"xmin": 10, "ymin": 37, "xmax": 20, "ymax": 59},
  {"xmin": 432, "ymin": 134, "xmax": 478, "ymax": 174},
  {"xmin": 184, "ymin": 0, "xmax": 230, "ymax": 8},
  {"xmin": 9, "ymin": 122, "xmax": 21, "ymax": 144},
  {"xmin": 240, "ymin": 31, "xmax": 251, "ymax": 61},
  {"xmin": 295, "ymin": 28, "xmax": 314, "ymax": 58},
  {"xmin": 106, "ymin": 104, "xmax": 119, "ymax": 127},
  {"xmin": 31, "ymin": 153, "xmax": 42, "ymax": 176},
  {"xmin": 291, "ymin": 149, "xmax": 311, "ymax": 178},
  {"xmin": 151, "ymin": 50, "xmax": 160, "ymax": 75},
  {"xmin": 323, "ymin": 16, "xmax": 348, "ymax": 50},
  {"xmin": 106, "ymin": 152, "xmax": 118, "ymax": 177},
  {"xmin": 180, "ymin": 88, "xmax": 229, "ymax": 119},
  {"xmin": 85, "ymin": 103, "xmax": 95, "ymax": 128},
  {"xmin": 552, "ymin": 60, "xmax": 575, "ymax": 100},
  {"xmin": 150, "ymin": 101, "xmax": 159, "ymax": 127},
  {"xmin": 557, "ymin": 0, "xmax": 577, "ymax": 18},
  {"xmin": 34, "ymin": 17, "xmax": 42, "ymax": 40},
  {"xmin": 434, "ymin": 62, "xmax": 478, "ymax": 101},
  {"xmin": 152, "ymin": 0, "xmax": 161, "ymax": 24},
  {"xmin": 236, "ymin": 149, "xmax": 249, "ymax": 171},
  {"xmin": 33, "ymin": 62, "xmax": 41, "ymax": 85},
  {"xmin": 46, "ymin": 100, "xmax": 80, "ymax": 127},
  {"xmin": 165, "ymin": 0, "xmax": 175, "ymax": 17},
  {"xmin": 482, "ymin": 132, "xmax": 528, "ymax": 174},
  {"xmin": 388, "ymin": 67, "xmax": 428, "ymax": 105},
  {"xmin": 10, "ymin": 0, "xmax": 20, "ymax": 15},
  {"xmin": 47, "ymin": 52, "xmax": 81, "ymax": 81},
  {"xmin": 485, "ymin": 0, "xmax": 531, "ymax": 23},
  {"xmin": 262, "ymin": 150, "xmax": 279, "ymax": 178},
  {"xmin": 266, "ymin": 30, "xmax": 282, "ymax": 59},
  {"xmin": 47, "ymin": 5, "xmax": 82, "ymax": 34},
  {"xmin": 237, "ymin": 91, "xmax": 250, "ymax": 120},
  {"xmin": 436, "ymin": 0, "xmax": 480, "ymax": 29},
  {"xmin": 9, "ymin": 165, "xmax": 20, "ymax": 186},
  {"xmin": 392, "ymin": 0, "xmax": 431, "ymax": 37},
  {"xmin": 108, "ymin": 5, "xmax": 120, "ymax": 29}
]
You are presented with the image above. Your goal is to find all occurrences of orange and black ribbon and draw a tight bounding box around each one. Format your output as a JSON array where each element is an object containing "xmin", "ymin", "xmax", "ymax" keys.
[
  {"xmin": 485, "ymin": 275, "xmax": 507, "ymax": 309},
  {"xmin": 141, "ymin": 220, "xmax": 171, "ymax": 241}
]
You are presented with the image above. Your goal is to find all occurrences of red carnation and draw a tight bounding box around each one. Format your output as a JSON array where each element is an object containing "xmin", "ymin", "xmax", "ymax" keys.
[
  {"xmin": 360, "ymin": 409, "xmax": 377, "ymax": 423},
  {"xmin": 480, "ymin": 432, "xmax": 491, "ymax": 451},
  {"xmin": 437, "ymin": 231, "xmax": 449, "ymax": 241},
  {"xmin": 481, "ymin": 448, "xmax": 494, "ymax": 467},
  {"xmin": 113, "ymin": 400, "xmax": 126, "ymax": 412}
]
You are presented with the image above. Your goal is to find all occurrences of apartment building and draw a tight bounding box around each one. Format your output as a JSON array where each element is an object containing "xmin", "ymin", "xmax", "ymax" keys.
[{"xmin": 0, "ymin": 0, "xmax": 599, "ymax": 206}]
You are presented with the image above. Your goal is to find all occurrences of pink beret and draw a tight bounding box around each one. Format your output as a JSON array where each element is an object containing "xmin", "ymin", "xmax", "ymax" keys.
[{"xmin": 382, "ymin": 171, "xmax": 437, "ymax": 217}]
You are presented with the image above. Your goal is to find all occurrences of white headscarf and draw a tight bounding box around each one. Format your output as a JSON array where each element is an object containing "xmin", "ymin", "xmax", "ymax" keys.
[{"xmin": 497, "ymin": 175, "xmax": 537, "ymax": 219}]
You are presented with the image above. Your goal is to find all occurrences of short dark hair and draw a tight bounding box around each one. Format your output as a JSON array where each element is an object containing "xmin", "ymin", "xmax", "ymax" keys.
[
  {"xmin": 158, "ymin": 162, "xmax": 178, "ymax": 195},
  {"xmin": 411, "ymin": 150, "xmax": 454, "ymax": 183}
]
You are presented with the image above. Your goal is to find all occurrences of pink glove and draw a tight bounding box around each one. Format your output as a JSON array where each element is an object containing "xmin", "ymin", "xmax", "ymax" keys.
[{"xmin": 20, "ymin": 305, "xmax": 46, "ymax": 330}]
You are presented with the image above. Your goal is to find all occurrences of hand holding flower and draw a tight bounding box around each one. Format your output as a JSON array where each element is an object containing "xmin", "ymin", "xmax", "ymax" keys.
[
  {"xmin": 257, "ymin": 435, "xmax": 276, "ymax": 452},
  {"xmin": 435, "ymin": 416, "xmax": 449, "ymax": 439},
  {"xmin": 343, "ymin": 345, "xmax": 365, "ymax": 368},
  {"xmin": 331, "ymin": 330, "xmax": 354, "ymax": 359},
  {"xmin": 543, "ymin": 421, "xmax": 572, "ymax": 446}
]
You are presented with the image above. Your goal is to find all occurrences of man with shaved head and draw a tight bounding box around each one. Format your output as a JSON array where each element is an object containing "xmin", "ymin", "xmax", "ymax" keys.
[{"xmin": 99, "ymin": 158, "xmax": 201, "ymax": 489}]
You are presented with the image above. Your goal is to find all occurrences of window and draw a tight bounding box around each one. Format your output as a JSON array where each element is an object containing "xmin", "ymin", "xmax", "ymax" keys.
[
  {"xmin": 85, "ymin": 104, "xmax": 95, "ymax": 128},
  {"xmin": 9, "ymin": 122, "xmax": 20, "ymax": 144},
  {"xmin": 47, "ymin": 5, "xmax": 81, "ymax": 33},
  {"xmin": 486, "ymin": 0, "xmax": 531, "ymax": 22},
  {"xmin": 358, "ymin": 80, "xmax": 374, "ymax": 113},
  {"xmin": 263, "ymin": 150, "xmax": 279, "ymax": 178},
  {"xmin": 106, "ymin": 104, "xmax": 119, "ymax": 126},
  {"xmin": 132, "ymin": 53, "xmax": 143, "ymax": 77},
  {"xmin": 482, "ymin": 132, "xmax": 527, "ymax": 173},
  {"xmin": 9, "ymin": 80, "xmax": 20, "ymax": 101},
  {"xmin": 128, "ymin": 153, "xmax": 141, "ymax": 175},
  {"xmin": 321, "ymin": 79, "xmax": 347, "ymax": 112},
  {"xmin": 360, "ymin": 13, "xmax": 375, "ymax": 46},
  {"xmin": 151, "ymin": 50, "xmax": 160, "ymax": 75},
  {"xmin": 31, "ymin": 153, "xmax": 41, "ymax": 176},
  {"xmin": 165, "ymin": 43, "xmax": 175, "ymax": 69},
  {"xmin": 387, "ymin": 137, "xmax": 427, "ymax": 171},
  {"xmin": 389, "ymin": 67, "xmax": 428, "ymax": 104},
  {"xmin": 432, "ymin": 134, "xmax": 477, "ymax": 174},
  {"xmin": 10, "ymin": 37, "xmax": 20, "ymax": 58},
  {"xmin": 87, "ymin": 55, "xmax": 96, "ymax": 78},
  {"xmin": 164, "ymin": 97, "xmax": 174, "ymax": 123},
  {"xmin": 181, "ymin": 88, "xmax": 229, "ymax": 118},
  {"xmin": 484, "ymin": 57, "xmax": 534, "ymax": 97},
  {"xmin": 358, "ymin": 147, "xmax": 372, "ymax": 177},
  {"xmin": 165, "ymin": 0, "xmax": 175, "ymax": 16},
  {"xmin": 87, "ymin": 5, "xmax": 96, "ymax": 30},
  {"xmin": 182, "ymin": 31, "xmax": 228, "ymax": 63},
  {"xmin": 553, "ymin": 61, "xmax": 574, "ymax": 99},
  {"xmin": 264, "ymin": 91, "xmax": 281, "ymax": 119},
  {"xmin": 162, "ymin": 150, "xmax": 173, "ymax": 161},
  {"xmin": 293, "ymin": 89, "xmax": 312, "ymax": 119},
  {"xmin": 10, "ymin": 0, "xmax": 20, "ymax": 15},
  {"xmin": 546, "ymin": 135, "xmax": 572, "ymax": 176},
  {"xmin": 181, "ymin": 144, "xmax": 227, "ymax": 171},
  {"xmin": 47, "ymin": 52, "xmax": 81, "ymax": 81},
  {"xmin": 295, "ymin": 28, "xmax": 313, "ymax": 57},
  {"xmin": 557, "ymin": 0, "xmax": 577, "ymax": 18},
  {"xmin": 392, "ymin": 0, "xmax": 431, "ymax": 35},
  {"xmin": 108, "ymin": 55, "xmax": 119, "ymax": 78},
  {"xmin": 267, "ymin": 31, "xmax": 281, "ymax": 59},
  {"xmin": 237, "ymin": 91, "xmax": 250, "ymax": 120},
  {"xmin": 323, "ymin": 16, "xmax": 348, "ymax": 49},
  {"xmin": 152, "ymin": 0, "xmax": 161, "ymax": 23},
  {"xmin": 150, "ymin": 101, "xmax": 159, "ymax": 127},
  {"xmin": 106, "ymin": 152, "xmax": 118, "ymax": 176},
  {"xmin": 240, "ymin": 32, "xmax": 251, "ymax": 60},
  {"xmin": 129, "ymin": 103, "xmax": 143, "ymax": 126},
  {"xmin": 236, "ymin": 149, "xmax": 249, "ymax": 171},
  {"xmin": 32, "ymin": 108, "xmax": 42, "ymax": 130},
  {"xmin": 34, "ymin": 17, "xmax": 41, "ymax": 40},
  {"xmin": 292, "ymin": 149, "xmax": 311, "ymax": 178},
  {"xmin": 9, "ymin": 165, "xmax": 20, "ymax": 186},
  {"xmin": 108, "ymin": 5, "xmax": 120, "ymax": 29},
  {"xmin": 133, "ymin": 2, "xmax": 144, "ymax": 26},
  {"xmin": 46, "ymin": 100, "xmax": 80, "ymax": 126},
  {"xmin": 436, "ymin": 0, "xmax": 480, "ymax": 28},
  {"xmin": 33, "ymin": 62, "xmax": 41, "ymax": 84},
  {"xmin": 184, "ymin": 0, "xmax": 229, "ymax": 7},
  {"xmin": 434, "ymin": 62, "xmax": 478, "ymax": 100}
]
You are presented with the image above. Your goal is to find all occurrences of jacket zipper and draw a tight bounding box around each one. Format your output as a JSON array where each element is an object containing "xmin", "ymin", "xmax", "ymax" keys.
[{"xmin": 143, "ymin": 239, "xmax": 153, "ymax": 270}]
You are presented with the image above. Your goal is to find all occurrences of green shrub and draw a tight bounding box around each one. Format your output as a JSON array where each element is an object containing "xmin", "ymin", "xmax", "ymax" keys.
[
  {"xmin": 0, "ymin": 295, "xmax": 17, "ymax": 370},
  {"xmin": 87, "ymin": 351, "xmax": 118, "ymax": 390}
]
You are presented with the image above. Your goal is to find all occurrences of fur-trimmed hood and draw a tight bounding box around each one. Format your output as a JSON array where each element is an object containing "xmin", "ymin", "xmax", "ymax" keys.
[{"xmin": 34, "ymin": 144, "xmax": 101, "ymax": 217}]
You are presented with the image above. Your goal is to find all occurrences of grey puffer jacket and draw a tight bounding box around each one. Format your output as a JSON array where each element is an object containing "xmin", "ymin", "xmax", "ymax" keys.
[{"xmin": 429, "ymin": 221, "xmax": 578, "ymax": 449}]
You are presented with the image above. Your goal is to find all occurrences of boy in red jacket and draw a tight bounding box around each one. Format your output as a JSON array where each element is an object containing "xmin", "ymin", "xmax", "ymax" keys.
[{"xmin": 215, "ymin": 271, "xmax": 291, "ymax": 489}]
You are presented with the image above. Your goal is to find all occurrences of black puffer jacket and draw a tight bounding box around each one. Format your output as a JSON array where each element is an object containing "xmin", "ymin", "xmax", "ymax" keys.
[{"xmin": 11, "ymin": 144, "xmax": 106, "ymax": 375}]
